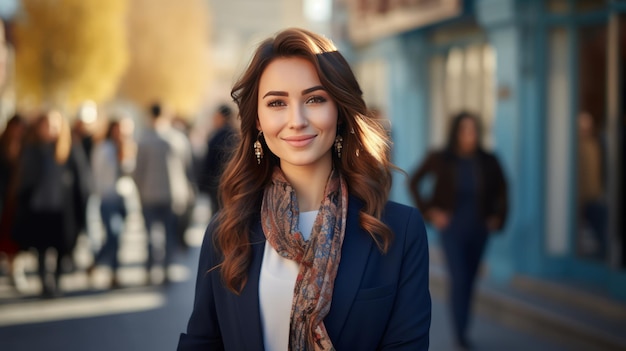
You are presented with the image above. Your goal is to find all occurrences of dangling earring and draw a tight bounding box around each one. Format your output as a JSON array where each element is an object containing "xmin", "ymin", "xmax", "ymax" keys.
[
  {"xmin": 334, "ymin": 134, "xmax": 343, "ymax": 159},
  {"xmin": 254, "ymin": 131, "xmax": 264, "ymax": 164}
]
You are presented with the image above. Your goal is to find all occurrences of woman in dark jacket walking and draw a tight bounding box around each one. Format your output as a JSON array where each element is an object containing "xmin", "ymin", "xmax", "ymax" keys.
[
  {"xmin": 0, "ymin": 115, "xmax": 27, "ymax": 284},
  {"xmin": 409, "ymin": 111, "xmax": 508, "ymax": 350},
  {"xmin": 13, "ymin": 110, "xmax": 92, "ymax": 297}
]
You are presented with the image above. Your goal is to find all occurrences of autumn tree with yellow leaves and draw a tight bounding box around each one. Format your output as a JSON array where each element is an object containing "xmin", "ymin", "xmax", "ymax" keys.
[
  {"xmin": 13, "ymin": 0, "xmax": 128, "ymax": 113},
  {"xmin": 119, "ymin": 0, "xmax": 211, "ymax": 117}
]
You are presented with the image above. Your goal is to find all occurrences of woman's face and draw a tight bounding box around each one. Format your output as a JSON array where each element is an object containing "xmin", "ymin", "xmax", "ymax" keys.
[
  {"xmin": 457, "ymin": 117, "xmax": 478, "ymax": 154},
  {"xmin": 110, "ymin": 123, "xmax": 122, "ymax": 141},
  {"xmin": 257, "ymin": 57, "xmax": 338, "ymax": 173}
]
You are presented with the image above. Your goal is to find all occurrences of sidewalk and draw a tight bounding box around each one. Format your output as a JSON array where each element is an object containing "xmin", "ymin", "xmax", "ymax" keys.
[
  {"xmin": 430, "ymin": 293, "xmax": 571, "ymax": 351},
  {"xmin": 430, "ymin": 249, "xmax": 626, "ymax": 351}
]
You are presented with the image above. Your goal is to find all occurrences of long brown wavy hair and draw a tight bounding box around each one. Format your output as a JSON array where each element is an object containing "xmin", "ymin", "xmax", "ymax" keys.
[
  {"xmin": 216, "ymin": 28, "xmax": 395, "ymax": 294},
  {"xmin": 29, "ymin": 110, "xmax": 72, "ymax": 164}
]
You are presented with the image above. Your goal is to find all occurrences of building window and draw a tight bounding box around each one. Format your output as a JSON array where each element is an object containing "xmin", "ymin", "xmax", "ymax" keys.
[{"xmin": 428, "ymin": 43, "xmax": 496, "ymax": 148}]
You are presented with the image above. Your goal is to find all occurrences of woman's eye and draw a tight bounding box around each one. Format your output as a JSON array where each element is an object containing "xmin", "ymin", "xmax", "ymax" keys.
[
  {"xmin": 306, "ymin": 96, "xmax": 326, "ymax": 104},
  {"xmin": 267, "ymin": 100, "xmax": 286, "ymax": 107}
]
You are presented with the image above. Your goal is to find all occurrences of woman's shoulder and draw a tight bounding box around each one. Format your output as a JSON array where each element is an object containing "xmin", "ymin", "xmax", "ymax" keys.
[
  {"xmin": 383, "ymin": 200, "xmax": 415, "ymax": 214},
  {"xmin": 382, "ymin": 201, "xmax": 426, "ymax": 231},
  {"xmin": 429, "ymin": 147, "xmax": 452, "ymax": 158},
  {"xmin": 200, "ymin": 216, "xmax": 220, "ymax": 249},
  {"xmin": 478, "ymin": 148, "xmax": 499, "ymax": 161},
  {"xmin": 380, "ymin": 201, "xmax": 428, "ymax": 257},
  {"xmin": 347, "ymin": 196, "xmax": 423, "ymax": 224},
  {"xmin": 201, "ymin": 212, "xmax": 262, "ymax": 251},
  {"xmin": 477, "ymin": 149, "xmax": 504, "ymax": 168},
  {"xmin": 422, "ymin": 149, "xmax": 452, "ymax": 167},
  {"xmin": 198, "ymin": 216, "xmax": 225, "ymax": 270}
]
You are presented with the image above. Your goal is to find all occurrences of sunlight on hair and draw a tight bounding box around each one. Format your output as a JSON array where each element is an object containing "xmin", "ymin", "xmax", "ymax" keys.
[{"xmin": 355, "ymin": 116, "xmax": 390, "ymax": 164}]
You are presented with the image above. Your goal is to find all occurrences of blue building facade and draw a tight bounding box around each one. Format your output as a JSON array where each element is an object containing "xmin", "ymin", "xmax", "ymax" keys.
[{"xmin": 337, "ymin": 0, "xmax": 626, "ymax": 301}]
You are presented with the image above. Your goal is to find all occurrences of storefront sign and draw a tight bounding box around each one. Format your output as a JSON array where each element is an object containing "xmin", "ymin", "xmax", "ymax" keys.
[{"xmin": 346, "ymin": 0, "xmax": 462, "ymax": 45}]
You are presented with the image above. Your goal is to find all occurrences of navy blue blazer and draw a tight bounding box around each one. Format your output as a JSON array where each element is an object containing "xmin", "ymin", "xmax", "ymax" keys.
[{"xmin": 178, "ymin": 197, "xmax": 431, "ymax": 350}]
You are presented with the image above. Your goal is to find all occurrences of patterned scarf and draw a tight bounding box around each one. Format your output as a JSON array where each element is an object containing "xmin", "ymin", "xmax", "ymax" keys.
[{"xmin": 261, "ymin": 167, "xmax": 348, "ymax": 351}]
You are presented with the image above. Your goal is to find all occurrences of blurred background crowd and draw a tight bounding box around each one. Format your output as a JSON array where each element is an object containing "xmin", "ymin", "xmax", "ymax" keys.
[{"xmin": 0, "ymin": 0, "xmax": 624, "ymax": 350}]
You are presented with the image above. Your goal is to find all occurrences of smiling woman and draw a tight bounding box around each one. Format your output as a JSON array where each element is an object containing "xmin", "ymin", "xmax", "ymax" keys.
[
  {"xmin": 178, "ymin": 28, "xmax": 431, "ymax": 351},
  {"xmin": 257, "ymin": 57, "xmax": 338, "ymax": 199}
]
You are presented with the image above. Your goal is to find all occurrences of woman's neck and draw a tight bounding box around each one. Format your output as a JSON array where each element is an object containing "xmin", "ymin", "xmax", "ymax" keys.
[
  {"xmin": 456, "ymin": 146, "xmax": 478, "ymax": 158},
  {"xmin": 280, "ymin": 159, "xmax": 332, "ymax": 212}
]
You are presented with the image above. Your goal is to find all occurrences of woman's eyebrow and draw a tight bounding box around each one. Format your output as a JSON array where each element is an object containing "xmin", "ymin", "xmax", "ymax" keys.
[
  {"xmin": 262, "ymin": 91, "xmax": 287, "ymax": 98},
  {"xmin": 262, "ymin": 85, "xmax": 325, "ymax": 99},
  {"xmin": 302, "ymin": 86, "xmax": 325, "ymax": 95}
]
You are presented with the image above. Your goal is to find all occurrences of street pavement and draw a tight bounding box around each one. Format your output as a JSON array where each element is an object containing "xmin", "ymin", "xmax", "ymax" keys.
[
  {"xmin": 430, "ymin": 292, "xmax": 572, "ymax": 351},
  {"xmin": 0, "ymin": 195, "xmax": 574, "ymax": 351}
]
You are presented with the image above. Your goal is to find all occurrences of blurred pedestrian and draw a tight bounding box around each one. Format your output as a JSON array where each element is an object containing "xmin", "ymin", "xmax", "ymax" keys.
[
  {"xmin": 12, "ymin": 110, "xmax": 92, "ymax": 297},
  {"xmin": 133, "ymin": 103, "xmax": 194, "ymax": 284},
  {"xmin": 576, "ymin": 111, "xmax": 607, "ymax": 259},
  {"xmin": 171, "ymin": 114, "xmax": 197, "ymax": 250},
  {"xmin": 88, "ymin": 115, "xmax": 136, "ymax": 288},
  {"xmin": 69, "ymin": 103, "xmax": 98, "ymax": 269},
  {"xmin": 72, "ymin": 101, "xmax": 99, "ymax": 163},
  {"xmin": 178, "ymin": 28, "xmax": 431, "ymax": 351},
  {"xmin": 0, "ymin": 115, "xmax": 27, "ymax": 286},
  {"xmin": 409, "ymin": 111, "xmax": 508, "ymax": 350},
  {"xmin": 197, "ymin": 104, "xmax": 238, "ymax": 215}
]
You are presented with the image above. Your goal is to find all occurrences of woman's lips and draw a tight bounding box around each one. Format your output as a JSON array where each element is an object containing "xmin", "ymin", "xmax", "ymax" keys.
[{"xmin": 283, "ymin": 135, "xmax": 316, "ymax": 147}]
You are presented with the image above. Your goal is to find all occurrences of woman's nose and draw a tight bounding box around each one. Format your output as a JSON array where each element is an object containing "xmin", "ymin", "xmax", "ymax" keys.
[{"xmin": 288, "ymin": 105, "xmax": 308, "ymax": 129}]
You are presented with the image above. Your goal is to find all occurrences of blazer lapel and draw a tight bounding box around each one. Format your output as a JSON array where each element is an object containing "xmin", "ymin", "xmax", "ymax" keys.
[
  {"xmin": 236, "ymin": 221, "xmax": 266, "ymax": 350},
  {"xmin": 324, "ymin": 196, "xmax": 373, "ymax": 342},
  {"xmin": 234, "ymin": 200, "xmax": 372, "ymax": 349}
]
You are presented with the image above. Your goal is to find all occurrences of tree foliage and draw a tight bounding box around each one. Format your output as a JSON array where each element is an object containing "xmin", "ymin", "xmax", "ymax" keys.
[
  {"xmin": 119, "ymin": 0, "xmax": 211, "ymax": 117},
  {"xmin": 14, "ymin": 0, "xmax": 128, "ymax": 113}
]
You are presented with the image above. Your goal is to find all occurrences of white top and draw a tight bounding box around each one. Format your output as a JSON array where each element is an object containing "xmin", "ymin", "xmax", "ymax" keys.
[{"xmin": 259, "ymin": 210, "xmax": 318, "ymax": 351}]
